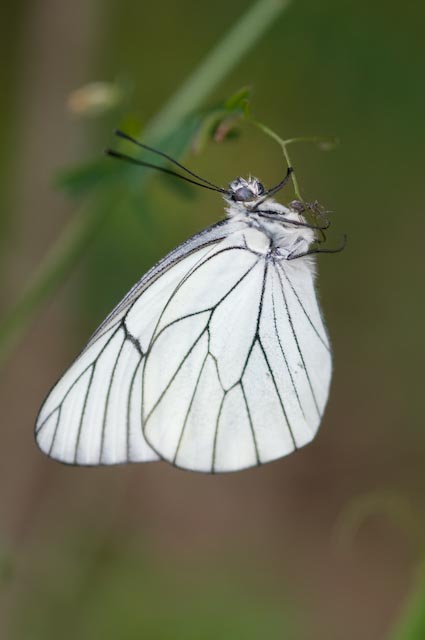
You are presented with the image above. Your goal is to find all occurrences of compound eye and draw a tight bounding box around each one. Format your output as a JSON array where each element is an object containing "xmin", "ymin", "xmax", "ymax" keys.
[{"xmin": 233, "ymin": 187, "xmax": 254, "ymax": 202}]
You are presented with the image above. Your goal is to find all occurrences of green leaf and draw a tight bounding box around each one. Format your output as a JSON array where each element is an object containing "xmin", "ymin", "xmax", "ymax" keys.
[
  {"xmin": 56, "ymin": 112, "xmax": 203, "ymax": 198},
  {"xmin": 224, "ymin": 85, "xmax": 252, "ymax": 116},
  {"xmin": 190, "ymin": 87, "xmax": 252, "ymax": 153},
  {"xmin": 55, "ymin": 159, "xmax": 123, "ymax": 197},
  {"xmin": 389, "ymin": 563, "xmax": 425, "ymax": 640}
]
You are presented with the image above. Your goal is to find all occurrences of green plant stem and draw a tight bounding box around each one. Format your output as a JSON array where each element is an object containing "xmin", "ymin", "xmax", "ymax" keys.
[
  {"xmin": 0, "ymin": 195, "xmax": 111, "ymax": 361},
  {"xmin": 0, "ymin": 0, "xmax": 292, "ymax": 367},
  {"xmin": 146, "ymin": 0, "xmax": 291, "ymax": 143},
  {"xmin": 251, "ymin": 122, "xmax": 338, "ymax": 202},
  {"xmin": 388, "ymin": 562, "xmax": 425, "ymax": 640},
  {"xmin": 251, "ymin": 119, "xmax": 304, "ymax": 201},
  {"xmin": 283, "ymin": 135, "xmax": 339, "ymax": 148}
]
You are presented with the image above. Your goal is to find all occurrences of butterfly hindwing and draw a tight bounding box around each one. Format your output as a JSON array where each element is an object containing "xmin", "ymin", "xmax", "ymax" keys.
[{"xmin": 141, "ymin": 233, "xmax": 332, "ymax": 472}]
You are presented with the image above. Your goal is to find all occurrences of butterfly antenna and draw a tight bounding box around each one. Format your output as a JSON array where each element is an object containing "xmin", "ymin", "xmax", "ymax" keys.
[
  {"xmin": 264, "ymin": 166, "xmax": 294, "ymax": 198},
  {"xmin": 105, "ymin": 149, "xmax": 226, "ymax": 193},
  {"xmin": 253, "ymin": 167, "xmax": 294, "ymax": 209},
  {"xmin": 114, "ymin": 130, "xmax": 227, "ymax": 193}
]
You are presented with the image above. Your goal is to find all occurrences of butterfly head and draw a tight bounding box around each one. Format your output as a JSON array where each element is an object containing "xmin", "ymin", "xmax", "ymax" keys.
[{"xmin": 227, "ymin": 177, "xmax": 265, "ymax": 204}]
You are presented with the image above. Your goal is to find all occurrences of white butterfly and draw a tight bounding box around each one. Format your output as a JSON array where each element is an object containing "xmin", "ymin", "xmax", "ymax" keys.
[{"xmin": 35, "ymin": 133, "xmax": 338, "ymax": 473}]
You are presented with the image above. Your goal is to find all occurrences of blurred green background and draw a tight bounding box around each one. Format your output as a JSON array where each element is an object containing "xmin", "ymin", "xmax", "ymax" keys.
[{"xmin": 1, "ymin": 0, "xmax": 425, "ymax": 638}]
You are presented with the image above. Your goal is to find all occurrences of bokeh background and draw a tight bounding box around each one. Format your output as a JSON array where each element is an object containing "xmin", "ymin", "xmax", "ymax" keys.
[{"xmin": 1, "ymin": 1, "xmax": 424, "ymax": 638}]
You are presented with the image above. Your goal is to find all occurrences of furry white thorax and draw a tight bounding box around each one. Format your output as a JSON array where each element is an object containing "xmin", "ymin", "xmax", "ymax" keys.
[{"xmin": 224, "ymin": 196, "xmax": 316, "ymax": 261}]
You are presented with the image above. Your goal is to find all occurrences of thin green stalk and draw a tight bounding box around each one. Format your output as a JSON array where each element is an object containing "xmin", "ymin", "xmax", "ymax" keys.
[
  {"xmin": 252, "ymin": 121, "xmax": 338, "ymax": 202},
  {"xmin": 0, "ymin": 0, "xmax": 292, "ymax": 367},
  {"xmin": 389, "ymin": 562, "xmax": 425, "ymax": 640},
  {"xmin": 283, "ymin": 135, "xmax": 339, "ymax": 148},
  {"xmin": 0, "ymin": 195, "xmax": 110, "ymax": 361},
  {"xmin": 251, "ymin": 119, "xmax": 304, "ymax": 200}
]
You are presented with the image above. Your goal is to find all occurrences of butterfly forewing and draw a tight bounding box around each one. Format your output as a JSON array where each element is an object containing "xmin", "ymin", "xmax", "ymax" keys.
[{"xmin": 35, "ymin": 221, "xmax": 238, "ymax": 465}]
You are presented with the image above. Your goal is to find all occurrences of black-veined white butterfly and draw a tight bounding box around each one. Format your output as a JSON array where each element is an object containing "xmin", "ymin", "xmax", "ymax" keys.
[{"xmin": 35, "ymin": 131, "xmax": 343, "ymax": 473}]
